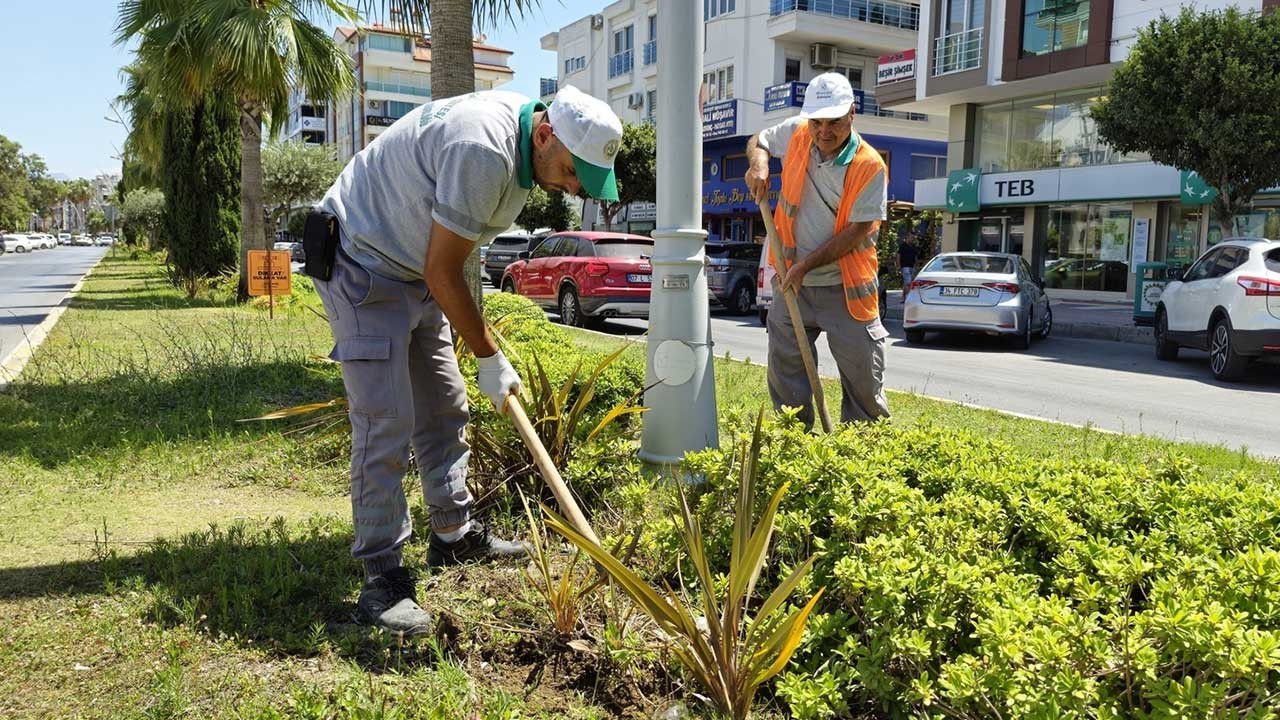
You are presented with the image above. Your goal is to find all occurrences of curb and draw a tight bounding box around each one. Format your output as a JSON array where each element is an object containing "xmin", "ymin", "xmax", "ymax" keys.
[
  {"xmin": 878, "ymin": 308, "xmax": 1152, "ymax": 346},
  {"xmin": 0, "ymin": 253, "xmax": 103, "ymax": 391}
]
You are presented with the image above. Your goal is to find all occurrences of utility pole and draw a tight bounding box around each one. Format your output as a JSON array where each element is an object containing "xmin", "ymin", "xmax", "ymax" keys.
[{"xmin": 640, "ymin": 0, "xmax": 719, "ymax": 464}]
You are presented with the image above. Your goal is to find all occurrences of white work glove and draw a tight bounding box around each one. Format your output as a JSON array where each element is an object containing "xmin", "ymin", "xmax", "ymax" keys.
[{"xmin": 476, "ymin": 350, "xmax": 523, "ymax": 414}]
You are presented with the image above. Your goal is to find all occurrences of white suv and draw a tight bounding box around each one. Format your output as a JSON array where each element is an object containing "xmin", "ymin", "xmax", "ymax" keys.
[{"xmin": 1155, "ymin": 238, "xmax": 1280, "ymax": 381}]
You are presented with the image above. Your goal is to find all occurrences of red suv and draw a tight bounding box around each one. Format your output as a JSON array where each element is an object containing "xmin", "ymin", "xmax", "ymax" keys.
[{"xmin": 501, "ymin": 232, "xmax": 653, "ymax": 326}]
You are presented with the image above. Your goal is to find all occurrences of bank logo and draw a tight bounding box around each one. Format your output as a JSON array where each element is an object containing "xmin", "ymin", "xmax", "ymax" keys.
[
  {"xmin": 1180, "ymin": 170, "xmax": 1218, "ymax": 205},
  {"xmin": 946, "ymin": 168, "xmax": 980, "ymax": 213}
]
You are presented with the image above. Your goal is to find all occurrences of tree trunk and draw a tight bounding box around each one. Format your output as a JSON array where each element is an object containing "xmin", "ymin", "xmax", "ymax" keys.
[
  {"xmin": 237, "ymin": 104, "xmax": 266, "ymax": 301},
  {"xmin": 431, "ymin": 0, "xmax": 484, "ymax": 309}
]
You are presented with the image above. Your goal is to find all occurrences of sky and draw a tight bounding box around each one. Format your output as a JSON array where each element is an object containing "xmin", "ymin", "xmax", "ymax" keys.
[{"xmin": 0, "ymin": 1, "xmax": 600, "ymax": 180}]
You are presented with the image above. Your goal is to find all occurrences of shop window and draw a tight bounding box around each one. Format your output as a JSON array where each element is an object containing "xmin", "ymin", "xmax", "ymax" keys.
[
  {"xmin": 1040, "ymin": 203, "xmax": 1131, "ymax": 292},
  {"xmin": 785, "ymin": 58, "xmax": 801, "ymax": 82},
  {"xmin": 1207, "ymin": 203, "xmax": 1280, "ymax": 246},
  {"xmin": 722, "ymin": 153, "xmax": 749, "ymax": 181},
  {"xmin": 976, "ymin": 89, "xmax": 1149, "ymax": 172},
  {"xmin": 910, "ymin": 155, "xmax": 947, "ymax": 180}
]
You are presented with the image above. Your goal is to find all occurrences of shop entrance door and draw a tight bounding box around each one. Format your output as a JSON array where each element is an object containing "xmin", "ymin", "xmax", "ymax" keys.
[{"xmin": 980, "ymin": 217, "xmax": 1009, "ymax": 253}]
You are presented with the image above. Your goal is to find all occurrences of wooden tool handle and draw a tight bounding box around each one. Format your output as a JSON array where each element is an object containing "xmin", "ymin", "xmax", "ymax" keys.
[
  {"xmin": 503, "ymin": 394, "xmax": 602, "ymax": 546},
  {"xmin": 758, "ymin": 203, "xmax": 834, "ymax": 434}
]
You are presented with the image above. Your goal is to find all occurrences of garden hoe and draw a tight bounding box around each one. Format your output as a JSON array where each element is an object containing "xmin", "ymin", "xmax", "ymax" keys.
[
  {"xmin": 501, "ymin": 393, "xmax": 602, "ymax": 546},
  {"xmin": 758, "ymin": 202, "xmax": 834, "ymax": 434}
]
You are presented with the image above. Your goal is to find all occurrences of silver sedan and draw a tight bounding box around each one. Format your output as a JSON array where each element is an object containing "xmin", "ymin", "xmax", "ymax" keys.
[{"xmin": 901, "ymin": 252, "xmax": 1052, "ymax": 349}]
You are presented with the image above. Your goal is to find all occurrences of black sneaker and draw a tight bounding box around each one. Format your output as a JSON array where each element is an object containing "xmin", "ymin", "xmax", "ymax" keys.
[
  {"xmin": 355, "ymin": 567, "xmax": 433, "ymax": 637},
  {"xmin": 428, "ymin": 521, "xmax": 530, "ymax": 567}
]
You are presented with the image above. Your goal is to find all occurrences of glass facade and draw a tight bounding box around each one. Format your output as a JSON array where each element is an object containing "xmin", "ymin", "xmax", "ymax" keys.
[
  {"xmin": 368, "ymin": 33, "xmax": 412, "ymax": 53},
  {"xmin": 1038, "ymin": 203, "xmax": 1132, "ymax": 292},
  {"xmin": 1207, "ymin": 203, "xmax": 1280, "ymax": 246},
  {"xmin": 1022, "ymin": 0, "xmax": 1089, "ymax": 56},
  {"xmin": 976, "ymin": 89, "xmax": 1149, "ymax": 172}
]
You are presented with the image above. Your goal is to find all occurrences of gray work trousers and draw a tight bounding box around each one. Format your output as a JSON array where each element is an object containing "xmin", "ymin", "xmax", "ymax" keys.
[
  {"xmin": 767, "ymin": 282, "xmax": 891, "ymax": 428},
  {"xmin": 313, "ymin": 249, "xmax": 472, "ymax": 576}
]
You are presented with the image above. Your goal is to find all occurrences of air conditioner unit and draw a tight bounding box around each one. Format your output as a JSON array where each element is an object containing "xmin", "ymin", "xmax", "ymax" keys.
[
  {"xmin": 592, "ymin": 14, "xmax": 605, "ymax": 29},
  {"xmin": 810, "ymin": 43, "xmax": 837, "ymax": 68},
  {"xmin": 368, "ymin": 99, "xmax": 382, "ymax": 110},
  {"xmin": 627, "ymin": 91, "xmax": 645, "ymax": 108}
]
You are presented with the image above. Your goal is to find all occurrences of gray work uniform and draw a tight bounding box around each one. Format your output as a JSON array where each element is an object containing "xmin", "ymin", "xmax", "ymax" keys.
[
  {"xmin": 757, "ymin": 117, "xmax": 891, "ymax": 426},
  {"xmin": 313, "ymin": 91, "xmax": 542, "ymax": 576}
]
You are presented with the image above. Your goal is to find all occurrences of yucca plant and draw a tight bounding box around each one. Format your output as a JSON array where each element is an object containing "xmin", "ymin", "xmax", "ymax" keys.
[{"xmin": 544, "ymin": 411, "xmax": 824, "ymax": 720}]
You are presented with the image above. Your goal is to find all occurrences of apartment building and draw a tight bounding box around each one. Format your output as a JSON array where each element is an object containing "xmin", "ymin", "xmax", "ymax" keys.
[
  {"xmin": 884, "ymin": 0, "xmax": 1278, "ymax": 300},
  {"xmin": 327, "ymin": 25, "xmax": 515, "ymax": 163},
  {"xmin": 541, "ymin": 0, "xmax": 950, "ymax": 240},
  {"xmin": 284, "ymin": 86, "xmax": 329, "ymax": 146}
]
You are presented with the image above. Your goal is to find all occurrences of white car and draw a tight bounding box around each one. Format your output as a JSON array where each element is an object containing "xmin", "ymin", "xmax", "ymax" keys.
[
  {"xmin": 1, "ymin": 234, "xmax": 36, "ymax": 254},
  {"xmin": 58, "ymin": 232, "xmax": 72, "ymax": 245},
  {"xmin": 25, "ymin": 233, "xmax": 54, "ymax": 249},
  {"xmin": 756, "ymin": 249, "xmax": 776, "ymax": 325},
  {"xmin": 1155, "ymin": 237, "xmax": 1280, "ymax": 381},
  {"xmin": 96, "ymin": 235, "xmax": 115, "ymax": 246}
]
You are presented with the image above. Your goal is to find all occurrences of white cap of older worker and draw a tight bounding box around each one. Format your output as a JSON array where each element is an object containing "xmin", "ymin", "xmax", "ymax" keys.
[
  {"xmin": 547, "ymin": 85, "xmax": 624, "ymax": 202},
  {"xmin": 800, "ymin": 72, "xmax": 858, "ymax": 119}
]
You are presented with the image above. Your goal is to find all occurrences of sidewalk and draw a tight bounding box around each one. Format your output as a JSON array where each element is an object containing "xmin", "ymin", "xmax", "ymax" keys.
[{"xmin": 880, "ymin": 290, "xmax": 1153, "ymax": 345}]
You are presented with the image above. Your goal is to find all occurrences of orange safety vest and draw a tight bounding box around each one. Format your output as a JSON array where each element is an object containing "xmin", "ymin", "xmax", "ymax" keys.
[{"xmin": 770, "ymin": 124, "xmax": 885, "ymax": 322}]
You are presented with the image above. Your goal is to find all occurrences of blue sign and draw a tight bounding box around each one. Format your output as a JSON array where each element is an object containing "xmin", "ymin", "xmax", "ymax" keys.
[
  {"xmin": 763, "ymin": 81, "xmax": 807, "ymax": 112},
  {"xmin": 702, "ymin": 100, "xmax": 738, "ymax": 140},
  {"xmin": 853, "ymin": 89, "xmax": 865, "ymax": 114}
]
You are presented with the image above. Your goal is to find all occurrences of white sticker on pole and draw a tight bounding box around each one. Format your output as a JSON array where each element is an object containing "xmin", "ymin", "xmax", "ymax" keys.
[{"xmin": 654, "ymin": 340, "xmax": 696, "ymax": 386}]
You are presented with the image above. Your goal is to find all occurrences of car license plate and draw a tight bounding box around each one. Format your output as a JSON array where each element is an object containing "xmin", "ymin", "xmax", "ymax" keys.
[
  {"xmin": 940, "ymin": 286, "xmax": 979, "ymax": 297},
  {"xmin": 627, "ymin": 274, "xmax": 651, "ymax": 284}
]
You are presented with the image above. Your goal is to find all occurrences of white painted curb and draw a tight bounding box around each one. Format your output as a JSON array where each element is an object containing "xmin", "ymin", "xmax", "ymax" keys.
[{"xmin": 0, "ymin": 253, "xmax": 104, "ymax": 390}]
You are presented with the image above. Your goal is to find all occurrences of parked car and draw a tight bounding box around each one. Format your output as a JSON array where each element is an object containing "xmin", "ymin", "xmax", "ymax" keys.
[
  {"xmin": 902, "ymin": 251, "xmax": 1052, "ymax": 350},
  {"xmin": 1, "ymin": 234, "xmax": 36, "ymax": 254},
  {"xmin": 27, "ymin": 233, "xmax": 55, "ymax": 249},
  {"xmin": 485, "ymin": 232, "xmax": 548, "ymax": 287},
  {"xmin": 756, "ymin": 249, "xmax": 777, "ymax": 325},
  {"xmin": 73, "ymin": 234, "xmax": 93, "ymax": 246},
  {"xmin": 706, "ymin": 242, "xmax": 763, "ymax": 315},
  {"xmin": 57, "ymin": 232, "xmax": 72, "ymax": 245},
  {"xmin": 290, "ymin": 241, "xmax": 305, "ymax": 263},
  {"xmin": 501, "ymin": 231, "xmax": 653, "ymax": 327},
  {"xmin": 95, "ymin": 235, "xmax": 115, "ymax": 246},
  {"xmin": 1154, "ymin": 238, "xmax": 1280, "ymax": 381}
]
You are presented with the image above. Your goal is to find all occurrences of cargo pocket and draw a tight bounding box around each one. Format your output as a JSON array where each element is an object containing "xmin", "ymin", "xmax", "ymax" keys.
[
  {"xmin": 330, "ymin": 336, "xmax": 398, "ymax": 418},
  {"xmin": 865, "ymin": 318, "xmax": 890, "ymax": 342}
]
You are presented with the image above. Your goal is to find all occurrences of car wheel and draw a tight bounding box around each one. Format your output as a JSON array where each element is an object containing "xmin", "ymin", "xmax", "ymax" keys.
[
  {"xmin": 1209, "ymin": 316, "xmax": 1249, "ymax": 382},
  {"xmin": 1154, "ymin": 308, "xmax": 1178, "ymax": 361},
  {"xmin": 758, "ymin": 307, "xmax": 768, "ymax": 326},
  {"xmin": 501, "ymin": 277, "xmax": 516, "ymax": 294},
  {"xmin": 904, "ymin": 328, "xmax": 925, "ymax": 344},
  {"xmin": 1010, "ymin": 313, "xmax": 1032, "ymax": 350},
  {"xmin": 1037, "ymin": 304, "xmax": 1053, "ymax": 340},
  {"xmin": 559, "ymin": 286, "xmax": 583, "ymax": 327},
  {"xmin": 729, "ymin": 281, "xmax": 754, "ymax": 315},
  {"xmin": 16, "ymin": 245, "xmax": 27, "ymax": 254}
]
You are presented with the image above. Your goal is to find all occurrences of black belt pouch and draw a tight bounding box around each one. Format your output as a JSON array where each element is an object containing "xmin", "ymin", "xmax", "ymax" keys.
[{"xmin": 303, "ymin": 209, "xmax": 340, "ymax": 281}]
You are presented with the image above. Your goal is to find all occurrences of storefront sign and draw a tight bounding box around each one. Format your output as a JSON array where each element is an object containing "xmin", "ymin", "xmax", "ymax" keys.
[
  {"xmin": 853, "ymin": 90, "xmax": 865, "ymax": 115},
  {"xmin": 702, "ymin": 100, "xmax": 737, "ymax": 140},
  {"xmin": 366, "ymin": 115, "xmax": 396, "ymax": 127},
  {"xmin": 1131, "ymin": 218, "xmax": 1151, "ymax": 266},
  {"xmin": 877, "ymin": 50, "xmax": 916, "ymax": 85},
  {"xmin": 300, "ymin": 116, "xmax": 325, "ymax": 131},
  {"xmin": 763, "ymin": 82, "xmax": 806, "ymax": 112},
  {"xmin": 945, "ymin": 168, "xmax": 981, "ymax": 212},
  {"xmin": 1180, "ymin": 170, "xmax": 1218, "ymax": 205}
]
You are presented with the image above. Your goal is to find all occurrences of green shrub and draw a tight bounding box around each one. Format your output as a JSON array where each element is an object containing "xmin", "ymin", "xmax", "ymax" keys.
[{"xmin": 677, "ymin": 416, "xmax": 1280, "ymax": 719}]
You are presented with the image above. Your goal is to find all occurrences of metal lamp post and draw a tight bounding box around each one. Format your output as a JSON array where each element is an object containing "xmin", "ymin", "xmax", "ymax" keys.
[{"xmin": 639, "ymin": 0, "xmax": 719, "ymax": 464}]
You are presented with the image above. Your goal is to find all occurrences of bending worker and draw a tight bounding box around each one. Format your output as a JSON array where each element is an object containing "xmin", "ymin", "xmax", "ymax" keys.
[
  {"xmin": 305, "ymin": 85, "xmax": 623, "ymax": 636},
  {"xmin": 745, "ymin": 72, "xmax": 892, "ymax": 427}
]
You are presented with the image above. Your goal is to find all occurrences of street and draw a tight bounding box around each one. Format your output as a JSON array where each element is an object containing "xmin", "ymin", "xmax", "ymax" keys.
[
  {"xmin": 583, "ymin": 309, "xmax": 1280, "ymax": 458},
  {"xmin": 0, "ymin": 246, "xmax": 107, "ymax": 365}
]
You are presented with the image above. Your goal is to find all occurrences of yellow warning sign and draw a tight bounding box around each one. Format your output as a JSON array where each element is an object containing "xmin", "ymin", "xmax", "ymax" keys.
[{"xmin": 247, "ymin": 250, "xmax": 292, "ymax": 297}]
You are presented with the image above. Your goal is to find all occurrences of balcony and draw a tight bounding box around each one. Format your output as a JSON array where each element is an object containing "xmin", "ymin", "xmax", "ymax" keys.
[
  {"xmin": 769, "ymin": 0, "xmax": 919, "ymax": 31},
  {"xmin": 608, "ymin": 50, "xmax": 634, "ymax": 79},
  {"xmin": 933, "ymin": 28, "xmax": 983, "ymax": 76},
  {"xmin": 643, "ymin": 41, "xmax": 657, "ymax": 66}
]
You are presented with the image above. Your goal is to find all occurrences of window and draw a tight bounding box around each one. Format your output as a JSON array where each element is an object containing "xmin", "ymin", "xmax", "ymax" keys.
[
  {"xmin": 784, "ymin": 58, "xmax": 801, "ymax": 83},
  {"xmin": 977, "ymin": 89, "xmax": 1149, "ymax": 172},
  {"xmin": 613, "ymin": 25, "xmax": 633, "ymax": 55},
  {"xmin": 564, "ymin": 56, "xmax": 586, "ymax": 75},
  {"xmin": 909, "ymin": 155, "xmax": 947, "ymax": 180},
  {"xmin": 1040, "ymin": 203, "xmax": 1132, "ymax": 291},
  {"xmin": 1184, "ymin": 248, "xmax": 1224, "ymax": 283},
  {"xmin": 648, "ymin": 15, "xmax": 658, "ymax": 42},
  {"xmin": 925, "ymin": 255, "xmax": 1014, "ymax": 273},
  {"xmin": 646, "ymin": 89, "xmax": 657, "ymax": 124},
  {"xmin": 644, "ymin": 15, "xmax": 658, "ymax": 65},
  {"xmin": 832, "ymin": 65, "xmax": 863, "ymax": 90},
  {"xmin": 702, "ymin": 65, "xmax": 734, "ymax": 102},
  {"xmin": 368, "ymin": 33, "xmax": 411, "ymax": 53},
  {"xmin": 386, "ymin": 100, "xmax": 417, "ymax": 119},
  {"xmin": 609, "ymin": 26, "xmax": 634, "ymax": 78},
  {"xmin": 532, "ymin": 236, "xmax": 565, "ymax": 258},
  {"xmin": 944, "ymin": 0, "xmax": 985, "ymax": 35},
  {"xmin": 706, "ymin": 0, "xmax": 736, "ymax": 19},
  {"xmin": 594, "ymin": 240, "xmax": 654, "ymax": 258},
  {"xmin": 1022, "ymin": 0, "xmax": 1089, "ymax": 57},
  {"xmin": 574, "ymin": 238, "xmax": 596, "ymax": 257},
  {"xmin": 721, "ymin": 153, "xmax": 750, "ymax": 181}
]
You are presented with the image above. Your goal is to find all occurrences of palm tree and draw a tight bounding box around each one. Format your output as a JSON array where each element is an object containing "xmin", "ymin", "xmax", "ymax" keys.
[
  {"xmin": 117, "ymin": 0, "xmax": 357, "ymax": 298},
  {"xmin": 356, "ymin": 1, "xmax": 542, "ymax": 304}
]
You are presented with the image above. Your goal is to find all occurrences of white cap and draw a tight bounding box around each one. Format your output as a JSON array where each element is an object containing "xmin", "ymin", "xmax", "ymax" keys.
[
  {"xmin": 801, "ymin": 72, "xmax": 856, "ymax": 120},
  {"xmin": 547, "ymin": 85, "xmax": 623, "ymax": 201}
]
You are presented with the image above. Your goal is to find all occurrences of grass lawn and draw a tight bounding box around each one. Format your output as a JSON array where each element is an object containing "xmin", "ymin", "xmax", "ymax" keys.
[{"xmin": 1, "ymin": 252, "xmax": 1275, "ymax": 719}]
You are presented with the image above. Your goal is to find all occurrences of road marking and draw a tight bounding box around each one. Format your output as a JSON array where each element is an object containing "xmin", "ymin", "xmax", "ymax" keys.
[{"xmin": 0, "ymin": 253, "xmax": 104, "ymax": 390}]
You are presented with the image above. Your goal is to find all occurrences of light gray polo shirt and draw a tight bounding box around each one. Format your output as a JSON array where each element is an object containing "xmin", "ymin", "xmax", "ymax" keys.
[
  {"xmin": 758, "ymin": 116, "xmax": 887, "ymax": 286},
  {"xmin": 319, "ymin": 91, "xmax": 542, "ymax": 282}
]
